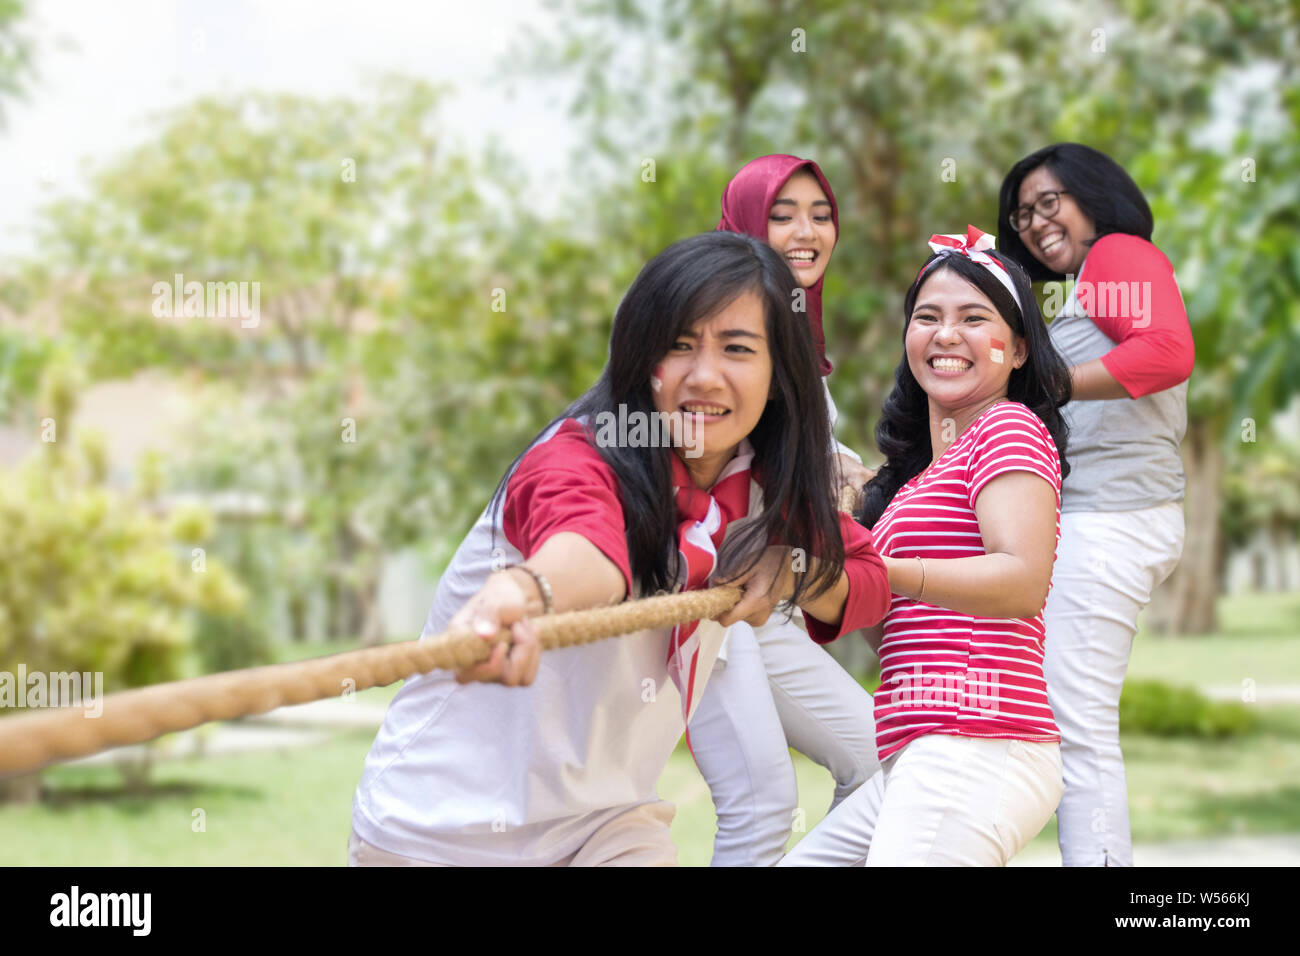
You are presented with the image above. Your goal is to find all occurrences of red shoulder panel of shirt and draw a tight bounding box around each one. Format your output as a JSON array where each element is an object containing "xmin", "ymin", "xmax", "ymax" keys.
[
  {"xmin": 1076, "ymin": 233, "xmax": 1194, "ymax": 398},
  {"xmin": 501, "ymin": 420, "xmax": 635, "ymax": 596}
]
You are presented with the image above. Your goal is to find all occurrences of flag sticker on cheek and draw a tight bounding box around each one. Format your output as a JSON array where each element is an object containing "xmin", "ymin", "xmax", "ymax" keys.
[
  {"xmin": 651, "ymin": 364, "xmax": 664, "ymax": 393},
  {"xmin": 990, "ymin": 338, "xmax": 1006, "ymax": 364}
]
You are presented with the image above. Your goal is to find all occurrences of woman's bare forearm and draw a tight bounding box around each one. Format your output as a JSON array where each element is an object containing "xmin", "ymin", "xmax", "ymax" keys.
[
  {"xmin": 1070, "ymin": 358, "xmax": 1130, "ymax": 400},
  {"xmin": 796, "ymin": 568, "xmax": 852, "ymax": 628},
  {"xmin": 884, "ymin": 553, "xmax": 1049, "ymax": 619},
  {"xmin": 511, "ymin": 531, "xmax": 627, "ymax": 613}
]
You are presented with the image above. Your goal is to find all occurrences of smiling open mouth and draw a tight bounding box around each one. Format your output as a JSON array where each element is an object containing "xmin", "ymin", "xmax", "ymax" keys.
[
  {"xmin": 681, "ymin": 403, "xmax": 730, "ymax": 416},
  {"xmin": 928, "ymin": 357, "xmax": 973, "ymax": 372},
  {"xmin": 1039, "ymin": 233, "xmax": 1064, "ymax": 257}
]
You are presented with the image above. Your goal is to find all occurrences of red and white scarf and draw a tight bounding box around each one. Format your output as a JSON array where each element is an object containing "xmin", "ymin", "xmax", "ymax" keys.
[{"xmin": 668, "ymin": 441, "xmax": 756, "ymax": 723}]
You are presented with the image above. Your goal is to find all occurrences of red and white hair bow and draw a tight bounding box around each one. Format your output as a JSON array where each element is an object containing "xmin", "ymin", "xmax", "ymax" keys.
[{"xmin": 922, "ymin": 225, "xmax": 1024, "ymax": 315}]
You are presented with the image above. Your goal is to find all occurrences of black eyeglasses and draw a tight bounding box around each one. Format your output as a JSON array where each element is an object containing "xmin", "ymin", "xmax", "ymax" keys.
[{"xmin": 1009, "ymin": 190, "xmax": 1070, "ymax": 232}]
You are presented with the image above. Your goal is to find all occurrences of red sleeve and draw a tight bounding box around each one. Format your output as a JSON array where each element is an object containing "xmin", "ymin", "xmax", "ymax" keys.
[
  {"xmin": 1076, "ymin": 234, "xmax": 1194, "ymax": 398},
  {"xmin": 965, "ymin": 404, "xmax": 1062, "ymax": 507},
  {"xmin": 501, "ymin": 420, "xmax": 634, "ymax": 596},
  {"xmin": 804, "ymin": 513, "xmax": 891, "ymax": 644}
]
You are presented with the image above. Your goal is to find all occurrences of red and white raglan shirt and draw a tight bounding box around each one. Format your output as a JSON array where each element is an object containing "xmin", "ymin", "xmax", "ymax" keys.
[
  {"xmin": 351, "ymin": 419, "xmax": 889, "ymax": 865},
  {"xmin": 869, "ymin": 402, "xmax": 1062, "ymax": 762},
  {"xmin": 1051, "ymin": 233, "xmax": 1194, "ymax": 513}
]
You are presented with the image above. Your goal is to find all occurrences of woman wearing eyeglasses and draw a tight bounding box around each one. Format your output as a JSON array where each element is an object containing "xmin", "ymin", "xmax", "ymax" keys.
[{"xmin": 997, "ymin": 143, "xmax": 1194, "ymax": 867}]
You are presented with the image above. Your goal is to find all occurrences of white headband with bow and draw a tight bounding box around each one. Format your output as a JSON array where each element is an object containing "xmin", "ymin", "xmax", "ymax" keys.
[{"xmin": 923, "ymin": 225, "xmax": 1024, "ymax": 315}]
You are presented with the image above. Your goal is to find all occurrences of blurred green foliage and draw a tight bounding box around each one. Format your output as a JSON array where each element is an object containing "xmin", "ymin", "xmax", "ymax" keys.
[
  {"xmin": 192, "ymin": 610, "xmax": 271, "ymax": 676},
  {"xmin": 18, "ymin": 80, "xmax": 610, "ymax": 644},
  {"xmin": 1, "ymin": 0, "xmax": 1297, "ymax": 662},
  {"xmin": 1120, "ymin": 679, "xmax": 1256, "ymax": 738},
  {"xmin": 521, "ymin": 0, "xmax": 1300, "ymax": 634},
  {"xmin": 0, "ymin": 0, "xmax": 35, "ymax": 128},
  {"xmin": 0, "ymin": 359, "xmax": 247, "ymax": 702}
]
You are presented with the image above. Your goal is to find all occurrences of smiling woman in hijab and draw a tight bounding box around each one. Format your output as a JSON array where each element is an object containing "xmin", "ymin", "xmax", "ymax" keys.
[{"xmin": 683, "ymin": 154, "xmax": 884, "ymax": 867}]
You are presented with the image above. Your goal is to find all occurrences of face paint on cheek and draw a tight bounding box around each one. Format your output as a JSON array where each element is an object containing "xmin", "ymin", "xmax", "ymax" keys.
[
  {"xmin": 990, "ymin": 339, "xmax": 1006, "ymax": 365},
  {"xmin": 651, "ymin": 364, "xmax": 664, "ymax": 393}
]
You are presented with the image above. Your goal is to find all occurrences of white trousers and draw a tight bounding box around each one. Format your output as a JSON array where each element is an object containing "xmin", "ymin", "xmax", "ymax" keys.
[
  {"xmin": 777, "ymin": 734, "xmax": 1064, "ymax": 866},
  {"xmin": 686, "ymin": 612, "xmax": 879, "ymax": 867},
  {"xmin": 1043, "ymin": 502, "xmax": 1185, "ymax": 866}
]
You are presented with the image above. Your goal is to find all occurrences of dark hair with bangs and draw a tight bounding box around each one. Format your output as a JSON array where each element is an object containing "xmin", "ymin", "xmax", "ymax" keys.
[
  {"xmin": 857, "ymin": 249, "xmax": 1072, "ymax": 529},
  {"xmin": 493, "ymin": 230, "xmax": 844, "ymax": 603},
  {"xmin": 998, "ymin": 142, "xmax": 1154, "ymax": 282}
]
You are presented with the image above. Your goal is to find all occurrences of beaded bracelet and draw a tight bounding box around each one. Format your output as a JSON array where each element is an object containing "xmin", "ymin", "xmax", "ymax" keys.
[{"xmin": 506, "ymin": 563, "xmax": 554, "ymax": 616}]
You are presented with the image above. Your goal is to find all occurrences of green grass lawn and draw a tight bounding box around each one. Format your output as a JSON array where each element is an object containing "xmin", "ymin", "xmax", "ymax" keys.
[
  {"xmin": 6, "ymin": 715, "xmax": 1298, "ymax": 866},
  {"xmin": 0, "ymin": 730, "xmax": 376, "ymax": 866},
  {"xmin": 3, "ymin": 592, "xmax": 1298, "ymax": 866},
  {"xmin": 1128, "ymin": 591, "xmax": 1300, "ymax": 687}
]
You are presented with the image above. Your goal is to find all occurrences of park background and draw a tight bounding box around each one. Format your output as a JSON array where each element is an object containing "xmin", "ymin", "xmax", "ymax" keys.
[{"xmin": 1, "ymin": 0, "xmax": 1298, "ymax": 865}]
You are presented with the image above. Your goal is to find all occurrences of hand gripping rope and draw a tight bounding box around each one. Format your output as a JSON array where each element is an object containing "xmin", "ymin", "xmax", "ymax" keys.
[{"xmin": 0, "ymin": 585, "xmax": 743, "ymax": 778}]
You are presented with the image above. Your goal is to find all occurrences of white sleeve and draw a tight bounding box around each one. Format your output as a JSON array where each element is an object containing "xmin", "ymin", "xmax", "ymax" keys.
[{"xmin": 823, "ymin": 378, "xmax": 863, "ymax": 463}]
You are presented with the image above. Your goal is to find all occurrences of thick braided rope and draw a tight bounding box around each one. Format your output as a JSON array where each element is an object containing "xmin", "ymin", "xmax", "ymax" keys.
[{"xmin": 0, "ymin": 585, "xmax": 741, "ymax": 778}]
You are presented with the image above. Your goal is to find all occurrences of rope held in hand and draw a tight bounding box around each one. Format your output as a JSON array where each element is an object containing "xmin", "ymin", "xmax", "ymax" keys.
[{"xmin": 0, "ymin": 585, "xmax": 742, "ymax": 778}]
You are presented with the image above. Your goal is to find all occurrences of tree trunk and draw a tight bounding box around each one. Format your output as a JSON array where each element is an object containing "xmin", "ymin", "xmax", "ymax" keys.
[
  {"xmin": 287, "ymin": 589, "xmax": 309, "ymax": 643},
  {"xmin": 116, "ymin": 749, "xmax": 154, "ymax": 795},
  {"xmin": 324, "ymin": 576, "xmax": 342, "ymax": 642},
  {"xmin": 0, "ymin": 771, "xmax": 43, "ymax": 804},
  {"xmin": 326, "ymin": 574, "xmax": 367, "ymax": 642},
  {"xmin": 358, "ymin": 554, "xmax": 386, "ymax": 647},
  {"xmin": 1149, "ymin": 417, "xmax": 1224, "ymax": 635},
  {"xmin": 341, "ymin": 585, "xmax": 365, "ymax": 641},
  {"xmin": 332, "ymin": 521, "xmax": 366, "ymax": 641},
  {"xmin": 1269, "ymin": 523, "xmax": 1293, "ymax": 592}
]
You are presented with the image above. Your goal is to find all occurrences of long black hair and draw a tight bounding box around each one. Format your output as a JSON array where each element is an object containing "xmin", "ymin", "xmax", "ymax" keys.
[
  {"xmin": 857, "ymin": 250, "xmax": 1072, "ymax": 529},
  {"xmin": 998, "ymin": 142, "xmax": 1154, "ymax": 282},
  {"xmin": 493, "ymin": 230, "xmax": 844, "ymax": 603}
]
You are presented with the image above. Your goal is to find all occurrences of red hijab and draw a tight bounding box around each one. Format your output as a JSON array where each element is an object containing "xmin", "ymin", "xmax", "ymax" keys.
[{"xmin": 717, "ymin": 154, "xmax": 839, "ymax": 376}]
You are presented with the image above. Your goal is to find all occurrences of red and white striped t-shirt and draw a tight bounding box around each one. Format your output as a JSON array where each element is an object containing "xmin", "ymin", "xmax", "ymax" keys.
[{"xmin": 870, "ymin": 401, "xmax": 1062, "ymax": 761}]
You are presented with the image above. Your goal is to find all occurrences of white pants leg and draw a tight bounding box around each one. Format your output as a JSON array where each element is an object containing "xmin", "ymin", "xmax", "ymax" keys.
[
  {"xmin": 775, "ymin": 760, "xmax": 888, "ymax": 867},
  {"xmin": 687, "ymin": 612, "xmax": 880, "ymax": 866},
  {"xmin": 687, "ymin": 622, "xmax": 798, "ymax": 867},
  {"xmin": 1043, "ymin": 502, "xmax": 1185, "ymax": 867},
  {"xmin": 778, "ymin": 735, "xmax": 1064, "ymax": 866},
  {"xmin": 754, "ymin": 610, "xmax": 879, "ymax": 810}
]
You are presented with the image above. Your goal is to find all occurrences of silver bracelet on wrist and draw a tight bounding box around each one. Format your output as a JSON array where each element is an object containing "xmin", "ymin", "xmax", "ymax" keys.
[{"xmin": 506, "ymin": 563, "xmax": 553, "ymax": 615}]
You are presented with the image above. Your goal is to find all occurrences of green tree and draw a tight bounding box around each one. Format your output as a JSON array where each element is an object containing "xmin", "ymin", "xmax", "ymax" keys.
[
  {"xmin": 23, "ymin": 78, "xmax": 632, "ymax": 644},
  {"xmin": 0, "ymin": 357, "xmax": 244, "ymax": 801},
  {"xmin": 23, "ymin": 80, "xmax": 490, "ymax": 643},
  {"xmin": 1222, "ymin": 432, "xmax": 1300, "ymax": 591},
  {"xmin": 0, "ymin": 0, "xmax": 35, "ymax": 127},
  {"xmin": 1133, "ymin": 112, "xmax": 1300, "ymax": 631},
  {"xmin": 522, "ymin": 0, "xmax": 1300, "ymax": 633}
]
